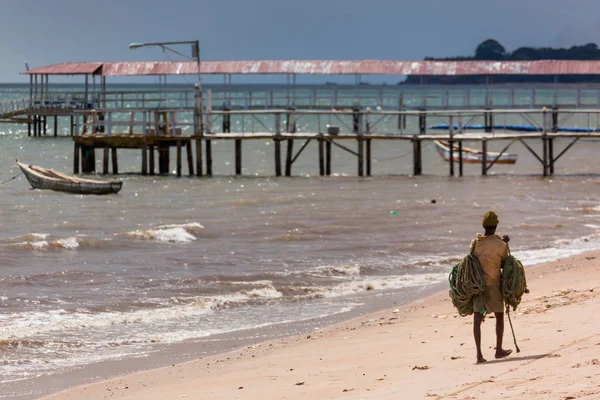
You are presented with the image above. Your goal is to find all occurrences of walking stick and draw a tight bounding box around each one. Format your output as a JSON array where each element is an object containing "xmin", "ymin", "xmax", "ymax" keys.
[{"xmin": 506, "ymin": 305, "xmax": 520, "ymax": 353}]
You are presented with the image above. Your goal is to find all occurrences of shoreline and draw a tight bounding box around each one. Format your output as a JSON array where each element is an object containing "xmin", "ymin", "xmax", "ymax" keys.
[{"xmin": 37, "ymin": 249, "xmax": 600, "ymax": 400}]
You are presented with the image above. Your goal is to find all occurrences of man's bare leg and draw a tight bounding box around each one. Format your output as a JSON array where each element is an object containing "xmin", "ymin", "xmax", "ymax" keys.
[
  {"xmin": 494, "ymin": 312, "xmax": 512, "ymax": 359},
  {"xmin": 473, "ymin": 312, "xmax": 486, "ymax": 363}
]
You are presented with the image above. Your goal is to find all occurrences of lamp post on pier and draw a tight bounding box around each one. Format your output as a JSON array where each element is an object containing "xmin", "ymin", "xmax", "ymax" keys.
[{"xmin": 128, "ymin": 40, "xmax": 203, "ymax": 135}]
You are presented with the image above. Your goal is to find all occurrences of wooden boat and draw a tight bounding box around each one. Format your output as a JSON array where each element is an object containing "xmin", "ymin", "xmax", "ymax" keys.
[
  {"xmin": 433, "ymin": 140, "xmax": 517, "ymax": 164},
  {"xmin": 16, "ymin": 161, "xmax": 122, "ymax": 195}
]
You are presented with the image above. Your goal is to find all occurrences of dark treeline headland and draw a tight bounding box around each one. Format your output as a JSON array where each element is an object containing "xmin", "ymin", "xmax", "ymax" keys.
[{"xmin": 404, "ymin": 39, "xmax": 600, "ymax": 84}]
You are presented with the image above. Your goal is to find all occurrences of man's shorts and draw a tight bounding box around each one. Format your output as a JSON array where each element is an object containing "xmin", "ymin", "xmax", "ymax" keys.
[{"xmin": 473, "ymin": 285, "xmax": 504, "ymax": 314}]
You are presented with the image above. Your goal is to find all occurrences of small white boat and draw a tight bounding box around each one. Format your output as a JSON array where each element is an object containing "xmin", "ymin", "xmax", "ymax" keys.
[
  {"xmin": 17, "ymin": 161, "xmax": 122, "ymax": 195},
  {"xmin": 433, "ymin": 140, "xmax": 517, "ymax": 165}
]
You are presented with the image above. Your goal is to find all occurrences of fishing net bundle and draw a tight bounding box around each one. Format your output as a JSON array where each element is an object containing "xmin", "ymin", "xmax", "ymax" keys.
[{"xmin": 448, "ymin": 253, "xmax": 486, "ymax": 317}]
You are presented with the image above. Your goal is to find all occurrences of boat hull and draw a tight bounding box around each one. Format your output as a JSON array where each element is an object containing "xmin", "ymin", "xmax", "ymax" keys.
[
  {"xmin": 17, "ymin": 162, "xmax": 122, "ymax": 195},
  {"xmin": 433, "ymin": 141, "xmax": 517, "ymax": 165}
]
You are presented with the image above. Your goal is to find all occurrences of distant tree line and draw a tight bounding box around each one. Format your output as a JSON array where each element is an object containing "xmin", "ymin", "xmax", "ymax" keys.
[{"xmin": 404, "ymin": 39, "xmax": 600, "ymax": 84}]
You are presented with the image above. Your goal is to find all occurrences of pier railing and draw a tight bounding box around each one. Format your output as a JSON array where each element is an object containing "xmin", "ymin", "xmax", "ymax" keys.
[
  {"xmin": 71, "ymin": 107, "xmax": 600, "ymax": 138},
  {"xmin": 30, "ymin": 84, "xmax": 600, "ymax": 114}
]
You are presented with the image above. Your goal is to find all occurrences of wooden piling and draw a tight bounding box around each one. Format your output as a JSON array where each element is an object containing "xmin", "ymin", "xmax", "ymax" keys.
[
  {"xmin": 481, "ymin": 139, "xmax": 488, "ymax": 176},
  {"xmin": 548, "ymin": 138, "xmax": 554, "ymax": 175},
  {"xmin": 366, "ymin": 139, "xmax": 371, "ymax": 176},
  {"xmin": 357, "ymin": 137, "xmax": 364, "ymax": 176},
  {"xmin": 458, "ymin": 141, "xmax": 464, "ymax": 177},
  {"xmin": 141, "ymin": 145, "xmax": 148, "ymax": 176},
  {"xmin": 73, "ymin": 144, "xmax": 80, "ymax": 174},
  {"xmin": 412, "ymin": 136, "xmax": 422, "ymax": 176},
  {"xmin": 274, "ymin": 114, "xmax": 282, "ymax": 176},
  {"xmin": 318, "ymin": 137, "xmax": 325, "ymax": 176},
  {"xmin": 70, "ymin": 115, "xmax": 74, "ymax": 136},
  {"xmin": 285, "ymin": 139, "xmax": 293, "ymax": 176},
  {"xmin": 81, "ymin": 146, "xmax": 95, "ymax": 173},
  {"xmin": 43, "ymin": 116, "xmax": 47, "ymax": 135},
  {"xmin": 235, "ymin": 140, "xmax": 242, "ymax": 175},
  {"xmin": 54, "ymin": 116, "xmax": 58, "ymax": 137},
  {"xmin": 176, "ymin": 140, "xmax": 182, "ymax": 177},
  {"xmin": 186, "ymin": 141, "xmax": 194, "ymax": 176},
  {"xmin": 195, "ymin": 138, "xmax": 203, "ymax": 177},
  {"xmin": 205, "ymin": 140, "xmax": 212, "ymax": 176},
  {"xmin": 27, "ymin": 119, "xmax": 31, "ymax": 137},
  {"xmin": 542, "ymin": 136, "xmax": 548, "ymax": 177},
  {"xmin": 111, "ymin": 148, "xmax": 118, "ymax": 174},
  {"xmin": 103, "ymin": 148, "xmax": 109, "ymax": 174},
  {"xmin": 326, "ymin": 140, "xmax": 332, "ymax": 176},
  {"xmin": 449, "ymin": 139, "xmax": 454, "ymax": 177},
  {"xmin": 275, "ymin": 139, "xmax": 282, "ymax": 176},
  {"xmin": 149, "ymin": 145, "xmax": 155, "ymax": 175},
  {"xmin": 159, "ymin": 144, "xmax": 170, "ymax": 175}
]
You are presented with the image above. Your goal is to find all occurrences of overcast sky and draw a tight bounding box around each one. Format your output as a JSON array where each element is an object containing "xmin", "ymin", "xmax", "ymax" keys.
[{"xmin": 1, "ymin": 0, "xmax": 599, "ymax": 83}]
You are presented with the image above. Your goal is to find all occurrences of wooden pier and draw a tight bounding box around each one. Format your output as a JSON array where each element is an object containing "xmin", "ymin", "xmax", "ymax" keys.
[{"xmin": 63, "ymin": 86, "xmax": 600, "ymax": 178}]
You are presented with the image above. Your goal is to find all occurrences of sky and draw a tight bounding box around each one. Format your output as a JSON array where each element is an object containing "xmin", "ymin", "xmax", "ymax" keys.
[{"xmin": 1, "ymin": 0, "xmax": 600, "ymax": 83}]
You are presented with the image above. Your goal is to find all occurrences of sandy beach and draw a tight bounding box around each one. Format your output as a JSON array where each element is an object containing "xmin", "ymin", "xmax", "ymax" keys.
[{"xmin": 42, "ymin": 251, "xmax": 600, "ymax": 400}]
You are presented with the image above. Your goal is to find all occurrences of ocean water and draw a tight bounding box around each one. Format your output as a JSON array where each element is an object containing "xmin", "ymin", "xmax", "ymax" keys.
[{"xmin": 2, "ymin": 84, "xmax": 600, "ymax": 397}]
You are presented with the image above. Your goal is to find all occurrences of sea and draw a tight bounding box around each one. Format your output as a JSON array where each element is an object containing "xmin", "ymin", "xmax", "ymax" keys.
[{"xmin": 2, "ymin": 83, "xmax": 600, "ymax": 398}]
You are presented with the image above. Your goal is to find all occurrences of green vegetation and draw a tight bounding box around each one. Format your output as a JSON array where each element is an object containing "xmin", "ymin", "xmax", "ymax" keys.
[{"xmin": 404, "ymin": 39, "xmax": 600, "ymax": 84}]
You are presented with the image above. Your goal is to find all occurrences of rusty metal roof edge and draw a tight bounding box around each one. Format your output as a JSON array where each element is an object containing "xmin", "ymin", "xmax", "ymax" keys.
[{"xmin": 20, "ymin": 60, "xmax": 600, "ymax": 76}]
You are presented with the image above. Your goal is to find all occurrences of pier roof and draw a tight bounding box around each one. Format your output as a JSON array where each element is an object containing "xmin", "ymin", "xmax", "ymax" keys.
[{"xmin": 22, "ymin": 60, "xmax": 600, "ymax": 76}]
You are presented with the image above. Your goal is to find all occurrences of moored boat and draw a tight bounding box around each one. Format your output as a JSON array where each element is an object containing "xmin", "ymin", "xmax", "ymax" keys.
[
  {"xmin": 433, "ymin": 140, "xmax": 517, "ymax": 164},
  {"xmin": 16, "ymin": 161, "xmax": 122, "ymax": 195}
]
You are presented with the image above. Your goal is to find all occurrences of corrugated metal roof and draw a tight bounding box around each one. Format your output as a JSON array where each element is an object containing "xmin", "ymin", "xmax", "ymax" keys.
[
  {"xmin": 25, "ymin": 62, "xmax": 103, "ymax": 75},
  {"xmin": 22, "ymin": 60, "xmax": 600, "ymax": 76}
]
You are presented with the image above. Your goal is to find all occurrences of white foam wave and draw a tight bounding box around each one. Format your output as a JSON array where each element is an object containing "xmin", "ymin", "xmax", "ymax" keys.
[
  {"xmin": 55, "ymin": 237, "xmax": 79, "ymax": 249},
  {"xmin": 314, "ymin": 273, "xmax": 447, "ymax": 299},
  {"xmin": 159, "ymin": 222, "xmax": 204, "ymax": 229},
  {"xmin": 125, "ymin": 227, "xmax": 196, "ymax": 243}
]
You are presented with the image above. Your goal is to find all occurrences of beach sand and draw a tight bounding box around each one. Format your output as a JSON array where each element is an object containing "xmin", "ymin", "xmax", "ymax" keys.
[{"xmin": 43, "ymin": 251, "xmax": 600, "ymax": 400}]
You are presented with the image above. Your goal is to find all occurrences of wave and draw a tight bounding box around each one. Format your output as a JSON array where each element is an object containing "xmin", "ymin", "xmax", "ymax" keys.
[{"xmin": 121, "ymin": 222, "xmax": 204, "ymax": 243}]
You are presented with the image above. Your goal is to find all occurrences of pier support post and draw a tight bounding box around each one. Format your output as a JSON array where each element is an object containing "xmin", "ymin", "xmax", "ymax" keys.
[
  {"xmin": 73, "ymin": 144, "xmax": 80, "ymax": 174},
  {"xmin": 235, "ymin": 140, "xmax": 242, "ymax": 175},
  {"xmin": 70, "ymin": 115, "xmax": 74, "ymax": 136},
  {"xmin": 548, "ymin": 138, "xmax": 554, "ymax": 175},
  {"xmin": 318, "ymin": 137, "xmax": 325, "ymax": 176},
  {"xmin": 484, "ymin": 110, "xmax": 493, "ymax": 133},
  {"xmin": 481, "ymin": 139, "xmax": 488, "ymax": 176},
  {"xmin": 285, "ymin": 108, "xmax": 296, "ymax": 177},
  {"xmin": 412, "ymin": 136, "xmax": 422, "ymax": 176},
  {"xmin": 112, "ymin": 148, "xmax": 118, "ymax": 174},
  {"xmin": 275, "ymin": 113, "xmax": 282, "ymax": 177},
  {"xmin": 43, "ymin": 116, "xmax": 47, "ymax": 136},
  {"xmin": 366, "ymin": 139, "xmax": 371, "ymax": 176},
  {"xmin": 326, "ymin": 140, "xmax": 332, "ymax": 176},
  {"xmin": 419, "ymin": 110, "xmax": 426, "ymax": 134},
  {"xmin": 552, "ymin": 107, "xmax": 559, "ymax": 133},
  {"xmin": 176, "ymin": 140, "xmax": 182, "ymax": 177},
  {"xmin": 27, "ymin": 119, "xmax": 31, "ymax": 137},
  {"xmin": 186, "ymin": 141, "xmax": 194, "ymax": 176},
  {"xmin": 81, "ymin": 146, "xmax": 95, "ymax": 173},
  {"xmin": 158, "ymin": 144, "xmax": 170, "ymax": 175},
  {"xmin": 149, "ymin": 146, "xmax": 155, "ymax": 175},
  {"xmin": 54, "ymin": 116, "xmax": 58, "ymax": 137},
  {"xmin": 103, "ymin": 148, "xmax": 109, "ymax": 174},
  {"xmin": 542, "ymin": 136, "xmax": 549, "ymax": 177},
  {"xmin": 195, "ymin": 138, "xmax": 203, "ymax": 177},
  {"xmin": 142, "ymin": 145, "xmax": 148, "ymax": 176},
  {"xmin": 285, "ymin": 139, "xmax": 293, "ymax": 176},
  {"xmin": 448, "ymin": 117, "xmax": 454, "ymax": 177},
  {"xmin": 205, "ymin": 140, "xmax": 212, "ymax": 176},
  {"xmin": 458, "ymin": 141, "xmax": 464, "ymax": 177},
  {"xmin": 275, "ymin": 139, "xmax": 282, "ymax": 176}
]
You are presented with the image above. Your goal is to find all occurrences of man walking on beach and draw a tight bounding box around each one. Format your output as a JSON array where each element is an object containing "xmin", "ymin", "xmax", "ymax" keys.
[{"xmin": 471, "ymin": 211, "xmax": 512, "ymax": 364}]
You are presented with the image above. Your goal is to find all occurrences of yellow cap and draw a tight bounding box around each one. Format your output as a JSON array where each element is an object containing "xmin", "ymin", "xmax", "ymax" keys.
[{"xmin": 482, "ymin": 211, "xmax": 499, "ymax": 227}]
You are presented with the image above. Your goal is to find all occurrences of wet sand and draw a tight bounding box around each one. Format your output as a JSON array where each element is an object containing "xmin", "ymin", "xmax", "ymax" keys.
[{"xmin": 42, "ymin": 251, "xmax": 600, "ymax": 400}]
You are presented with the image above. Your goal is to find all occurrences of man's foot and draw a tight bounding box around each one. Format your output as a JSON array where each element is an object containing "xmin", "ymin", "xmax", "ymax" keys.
[
  {"xmin": 476, "ymin": 355, "xmax": 487, "ymax": 364},
  {"xmin": 494, "ymin": 349, "xmax": 512, "ymax": 359}
]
